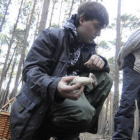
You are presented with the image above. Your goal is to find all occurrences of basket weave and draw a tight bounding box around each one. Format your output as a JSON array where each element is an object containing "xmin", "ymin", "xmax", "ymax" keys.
[{"xmin": 0, "ymin": 97, "xmax": 15, "ymax": 139}]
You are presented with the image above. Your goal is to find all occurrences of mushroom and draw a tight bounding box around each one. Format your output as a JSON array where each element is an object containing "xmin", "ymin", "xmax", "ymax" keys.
[{"xmin": 70, "ymin": 73, "xmax": 97, "ymax": 88}]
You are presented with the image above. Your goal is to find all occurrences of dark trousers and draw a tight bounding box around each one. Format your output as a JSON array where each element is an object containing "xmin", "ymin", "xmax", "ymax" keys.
[
  {"xmin": 113, "ymin": 67, "xmax": 140, "ymax": 140},
  {"xmin": 33, "ymin": 72, "xmax": 113, "ymax": 140}
]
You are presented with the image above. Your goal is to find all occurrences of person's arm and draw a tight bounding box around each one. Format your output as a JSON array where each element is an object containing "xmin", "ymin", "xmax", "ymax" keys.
[
  {"xmin": 117, "ymin": 28, "xmax": 140, "ymax": 70},
  {"xmin": 23, "ymin": 29, "xmax": 84, "ymax": 102},
  {"xmin": 23, "ymin": 29, "xmax": 62, "ymax": 102}
]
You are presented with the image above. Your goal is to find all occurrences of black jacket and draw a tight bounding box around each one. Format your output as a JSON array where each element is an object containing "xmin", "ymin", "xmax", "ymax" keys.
[{"xmin": 10, "ymin": 17, "xmax": 110, "ymax": 140}]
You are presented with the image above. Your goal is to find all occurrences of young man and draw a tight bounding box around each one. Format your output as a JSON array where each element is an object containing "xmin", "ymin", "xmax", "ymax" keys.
[
  {"xmin": 10, "ymin": 2, "xmax": 112, "ymax": 140},
  {"xmin": 113, "ymin": 28, "xmax": 140, "ymax": 139}
]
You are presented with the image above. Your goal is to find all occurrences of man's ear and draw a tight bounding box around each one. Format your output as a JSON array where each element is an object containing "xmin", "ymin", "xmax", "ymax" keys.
[{"xmin": 79, "ymin": 15, "xmax": 85, "ymax": 26}]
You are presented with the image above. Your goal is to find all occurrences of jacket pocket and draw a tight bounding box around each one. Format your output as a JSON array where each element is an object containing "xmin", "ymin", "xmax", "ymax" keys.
[
  {"xmin": 10, "ymin": 93, "xmax": 39, "ymax": 139},
  {"xmin": 52, "ymin": 58, "xmax": 67, "ymax": 76}
]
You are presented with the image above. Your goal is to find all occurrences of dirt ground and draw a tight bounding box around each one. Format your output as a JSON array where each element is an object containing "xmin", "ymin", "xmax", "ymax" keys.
[
  {"xmin": 1, "ymin": 134, "xmax": 112, "ymax": 140},
  {"xmin": 80, "ymin": 133, "xmax": 138, "ymax": 140},
  {"xmin": 80, "ymin": 133, "xmax": 112, "ymax": 140},
  {"xmin": 0, "ymin": 134, "xmax": 112, "ymax": 140},
  {"xmin": 1, "ymin": 133, "xmax": 138, "ymax": 140}
]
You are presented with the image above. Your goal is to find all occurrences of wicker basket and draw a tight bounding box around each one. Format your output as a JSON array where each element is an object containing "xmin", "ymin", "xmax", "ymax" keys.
[{"xmin": 0, "ymin": 97, "xmax": 15, "ymax": 139}]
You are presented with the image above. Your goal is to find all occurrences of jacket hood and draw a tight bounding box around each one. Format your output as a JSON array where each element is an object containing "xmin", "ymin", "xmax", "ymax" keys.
[{"xmin": 63, "ymin": 14, "xmax": 78, "ymax": 38}]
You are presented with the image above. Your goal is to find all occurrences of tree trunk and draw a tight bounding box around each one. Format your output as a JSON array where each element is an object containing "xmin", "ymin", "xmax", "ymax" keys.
[
  {"xmin": 11, "ymin": 0, "xmax": 37, "ymax": 97},
  {"xmin": 113, "ymin": 0, "xmax": 121, "ymax": 116},
  {"xmin": 38, "ymin": 0, "xmax": 50, "ymax": 34},
  {"xmin": 5, "ymin": 45, "xmax": 17, "ymax": 78},
  {"xmin": 0, "ymin": 0, "xmax": 24, "ymax": 93},
  {"xmin": 109, "ymin": 92, "xmax": 113, "ymax": 135},
  {"xmin": 102, "ymin": 96, "xmax": 110, "ymax": 135},
  {"xmin": 98, "ymin": 105, "xmax": 106, "ymax": 134},
  {"xmin": 62, "ymin": 8, "xmax": 67, "ymax": 25},
  {"xmin": 68, "ymin": 0, "xmax": 74, "ymax": 18},
  {"xmin": 33, "ymin": 10, "xmax": 41, "ymax": 41},
  {"xmin": 79, "ymin": 0, "xmax": 82, "ymax": 5},
  {"xmin": 58, "ymin": 0, "xmax": 63, "ymax": 27},
  {"xmin": 0, "ymin": 49, "xmax": 17, "ymax": 108},
  {"xmin": 105, "ymin": 96, "xmax": 109, "ymax": 121},
  {"xmin": 48, "ymin": 0, "xmax": 57, "ymax": 28},
  {"xmin": 0, "ymin": 0, "xmax": 11, "ymax": 32},
  {"xmin": 0, "ymin": 45, "xmax": 16, "ymax": 103},
  {"xmin": 0, "ymin": 45, "xmax": 17, "ymax": 107},
  {"xmin": 7, "ymin": 52, "xmax": 18, "ymax": 100},
  {"xmin": 0, "ymin": 90, "xmax": 5, "ymax": 107},
  {"xmin": 132, "ymin": 100, "xmax": 139, "ymax": 140}
]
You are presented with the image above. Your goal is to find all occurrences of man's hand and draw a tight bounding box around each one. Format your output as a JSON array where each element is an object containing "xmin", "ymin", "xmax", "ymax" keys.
[
  {"xmin": 57, "ymin": 76, "xmax": 84, "ymax": 100},
  {"xmin": 84, "ymin": 54, "xmax": 105, "ymax": 70}
]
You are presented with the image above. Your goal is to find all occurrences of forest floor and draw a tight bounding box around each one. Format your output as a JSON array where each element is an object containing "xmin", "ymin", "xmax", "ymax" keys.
[
  {"xmin": 80, "ymin": 133, "xmax": 112, "ymax": 140},
  {"xmin": 80, "ymin": 133, "xmax": 138, "ymax": 140},
  {"xmin": 0, "ymin": 134, "xmax": 137, "ymax": 140}
]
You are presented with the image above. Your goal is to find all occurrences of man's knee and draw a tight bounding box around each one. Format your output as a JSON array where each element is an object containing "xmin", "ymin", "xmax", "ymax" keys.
[
  {"xmin": 67, "ymin": 101, "xmax": 95, "ymax": 132},
  {"xmin": 49, "ymin": 96, "xmax": 96, "ymax": 132},
  {"xmin": 77, "ymin": 103, "xmax": 95, "ymax": 128}
]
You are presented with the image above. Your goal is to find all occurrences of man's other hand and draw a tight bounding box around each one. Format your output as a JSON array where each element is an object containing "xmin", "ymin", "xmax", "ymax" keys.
[{"xmin": 84, "ymin": 54, "xmax": 105, "ymax": 70}]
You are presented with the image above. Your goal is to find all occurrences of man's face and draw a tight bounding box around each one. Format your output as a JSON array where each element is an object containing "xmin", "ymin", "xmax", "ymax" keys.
[{"xmin": 77, "ymin": 16, "xmax": 104, "ymax": 43}]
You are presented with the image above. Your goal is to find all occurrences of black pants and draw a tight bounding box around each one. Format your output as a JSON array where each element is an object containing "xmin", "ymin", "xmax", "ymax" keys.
[{"xmin": 113, "ymin": 67, "xmax": 140, "ymax": 140}]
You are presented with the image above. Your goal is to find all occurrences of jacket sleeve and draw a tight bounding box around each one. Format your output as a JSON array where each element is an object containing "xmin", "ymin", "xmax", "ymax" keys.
[
  {"xmin": 117, "ymin": 27, "xmax": 140, "ymax": 70},
  {"xmin": 98, "ymin": 55, "xmax": 110, "ymax": 73},
  {"xmin": 22, "ymin": 29, "xmax": 62, "ymax": 102}
]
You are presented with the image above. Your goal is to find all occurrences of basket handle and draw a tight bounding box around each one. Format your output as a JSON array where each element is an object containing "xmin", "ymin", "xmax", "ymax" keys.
[{"xmin": 2, "ymin": 97, "xmax": 16, "ymax": 110}]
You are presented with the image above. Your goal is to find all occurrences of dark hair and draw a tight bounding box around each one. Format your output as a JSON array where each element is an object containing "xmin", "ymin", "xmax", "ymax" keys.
[{"xmin": 76, "ymin": 2, "xmax": 109, "ymax": 27}]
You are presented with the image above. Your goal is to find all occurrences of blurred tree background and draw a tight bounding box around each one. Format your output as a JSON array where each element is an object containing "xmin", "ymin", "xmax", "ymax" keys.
[{"xmin": 0, "ymin": 0, "xmax": 140, "ymax": 139}]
